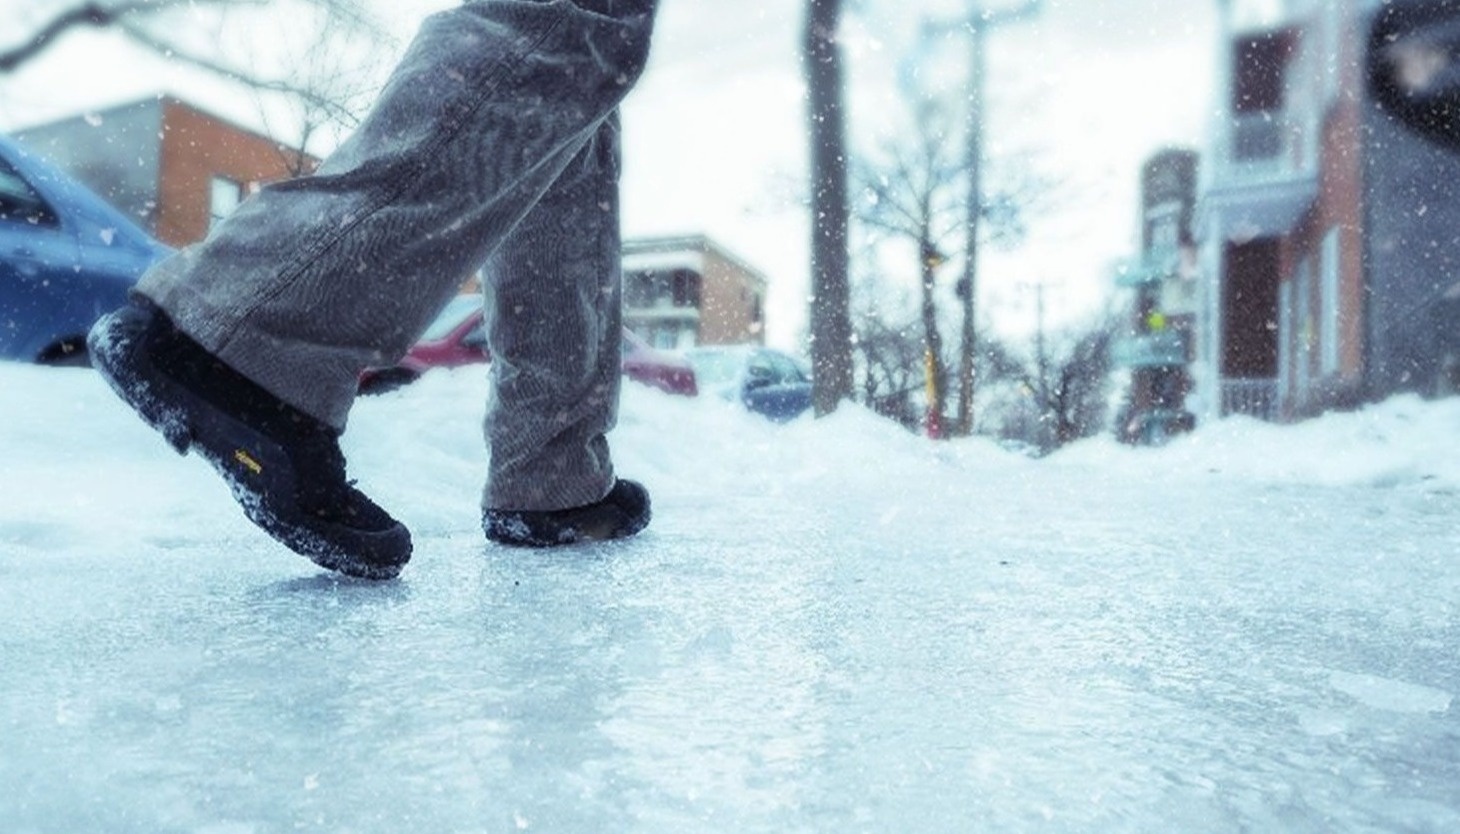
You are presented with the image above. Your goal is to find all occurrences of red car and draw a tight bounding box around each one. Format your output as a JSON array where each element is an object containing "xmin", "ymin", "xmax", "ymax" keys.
[{"xmin": 358, "ymin": 295, "xmax": 697, "ymax": 396}]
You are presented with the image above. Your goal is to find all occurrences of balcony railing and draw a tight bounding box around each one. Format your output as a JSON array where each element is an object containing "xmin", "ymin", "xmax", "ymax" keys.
[
  {"xmin": 1221, "ymin": 378, "xmax": 1278, "ymax": 421},
  {"xmin": 1221, "ymin": 111, "xmax": 1309, "ymax": 180},
  {"xmin": 1202, "ymin": 109, "xmax": 1319, "ymax": 239},
  {"xmin": 1232, "ymin": 113, "xmax": 1283, "ymax": 161}
]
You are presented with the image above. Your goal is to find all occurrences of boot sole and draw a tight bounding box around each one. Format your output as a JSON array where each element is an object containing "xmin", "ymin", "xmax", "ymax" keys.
[
  {"xmin": 483, "ymin": 482, "xmax": 650, "ymax": 547},
  {"xmin": 88, "ymin": 311, "xmax": 410, "ymax": 580}
]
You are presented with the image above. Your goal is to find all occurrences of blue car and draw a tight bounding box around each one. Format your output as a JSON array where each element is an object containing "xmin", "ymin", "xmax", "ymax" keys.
[
  {"xmin": 683, "ymin": 345, "xmax": 814, "ymax": 422},
  {"xmin": 0, "ymin": 133, "xmax": 170, "ymax": 365}
]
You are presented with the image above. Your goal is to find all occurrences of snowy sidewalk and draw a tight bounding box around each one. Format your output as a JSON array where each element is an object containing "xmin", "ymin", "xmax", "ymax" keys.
[{"xmin": 3, "ymin": 364, "xmax": 1459, "ymax": 832}]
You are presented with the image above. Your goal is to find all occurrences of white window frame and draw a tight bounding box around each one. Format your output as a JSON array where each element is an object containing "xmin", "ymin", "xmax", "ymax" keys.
[
  {"xmin": 1295, "ymin": 257, "xmax": 1313, "ymax": 396},
  {"xmin": 1320, "ymin": 227, "xmax": 1341, "ymax": 376},
  {"xmin": 209, "ymin": 176, "xmax": 243, "ymax": 230},
  {"xmin": 1145, "ymin": 201, "xmax": 1183, "ymax": 256}
]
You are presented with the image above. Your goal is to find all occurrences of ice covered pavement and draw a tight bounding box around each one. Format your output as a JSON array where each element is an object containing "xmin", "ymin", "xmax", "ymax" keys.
[{"xmin": 3, "ymin": 363, "xmax": 1460, "ymax": 832}]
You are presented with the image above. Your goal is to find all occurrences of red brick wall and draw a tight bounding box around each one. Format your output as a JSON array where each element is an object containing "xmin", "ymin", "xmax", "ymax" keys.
[
  {"xmin": 697, "ymin": 248, "xmax": 765, "ymax": 346},
  {"xmin": 155, "ymin": 99, "xmax": 316, "ymax": 247}
]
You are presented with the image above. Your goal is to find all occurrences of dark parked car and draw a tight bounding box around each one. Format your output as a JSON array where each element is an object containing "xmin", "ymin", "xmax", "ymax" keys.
[
  {"xmin": 683, "ymin": 345, "xmax": 813, "ymax": 422},
  {"xmin": 0, "ymin": 133, "xmax": 171, "ymax": 365},
  {"xmin": 359, "ymin": 294, "xmax": 698, "ymax": 396}
]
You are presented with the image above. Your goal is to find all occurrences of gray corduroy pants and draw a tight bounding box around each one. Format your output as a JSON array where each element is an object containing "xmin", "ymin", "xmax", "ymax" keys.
[{"xmin": 135, "ymin": 0, "xmax": 657, "ymax": 512}]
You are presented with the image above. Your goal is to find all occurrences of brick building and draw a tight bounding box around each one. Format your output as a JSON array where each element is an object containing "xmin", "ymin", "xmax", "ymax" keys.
[
  {"xmin": 1198, "ymin": 0, "xmax": 1460, "ymax": 421},
  {"xmin": 1112, "ymin": 148, "xmax": 1201, "ymax": 443},
  {"xmin": 14, "ymin": 96, "xmax": 317, "ymax": 247},
  {"xmin": 621, "ymin": 234, "xmax": 767, "ymax": 349}
]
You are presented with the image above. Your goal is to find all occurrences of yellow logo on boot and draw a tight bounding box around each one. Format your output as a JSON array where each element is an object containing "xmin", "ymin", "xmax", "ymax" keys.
[{"xmin": 234, "ymin": 450, "xmax": 264, "ymax": 475}]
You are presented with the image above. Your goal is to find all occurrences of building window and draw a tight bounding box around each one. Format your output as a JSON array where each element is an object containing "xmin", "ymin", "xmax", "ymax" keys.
[
  {"xmin": 0, "ymin": 158, "xmax": 57, "ymax": 227},
  {"xmin": 626, "ymin": 269, "xmax": 688, "ymax": 309},
  {"xmin": 1231, "ymin": 28, "xmax": 1297, "ymax": 163},
  {"xmin": 1145, "ymin": 202, "xmax": 1183, "ymax": 254},
  {"xmin": 209, "ymin": 176, "xmax": 243, "ymax": 229},
  {"xmin": 1233, "ymin": 29, "xmax": 1294, "ymax": 114},
  {"xmin": 624, "ymin": 270, "xmax": 652, "ymax": 308},
  {"xmin": 1320, "ymin": 227, "xmax": 1341, "ymax": 376},
  {"xmin": 671, "ymin": 269, "xmax": 701, "ymax": 309},
  {"xmin": 646, "ymin": 323, "xmax": 695, "ymax": 351}
]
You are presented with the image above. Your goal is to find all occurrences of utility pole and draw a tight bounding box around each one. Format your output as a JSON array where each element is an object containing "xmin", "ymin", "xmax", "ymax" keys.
[
  {"xmin": 952, "ymin": 0, "xmax": 1041, "ymax": 438},
  {"xmin": 804, "ymin": 0, "xmax": 854, "ymax": 417}
]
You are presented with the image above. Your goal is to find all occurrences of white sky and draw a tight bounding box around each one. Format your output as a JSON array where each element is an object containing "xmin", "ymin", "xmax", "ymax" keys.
[{"xmin": 0, "ymin": 0, "xmax": 1218, "ymax": 350}]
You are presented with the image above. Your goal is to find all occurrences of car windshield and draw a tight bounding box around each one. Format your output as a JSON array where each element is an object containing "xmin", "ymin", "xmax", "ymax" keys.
[
  {"xmin": 0, "ymin": 157, "xmax": 54, "ymax": 225},
  {"xmin": 684, "ymin": 349, "xmax": 747, "ymax": 387},
  {"xmin": 421, "ymin": 295, "xmax": 481, "ymax": 341}
]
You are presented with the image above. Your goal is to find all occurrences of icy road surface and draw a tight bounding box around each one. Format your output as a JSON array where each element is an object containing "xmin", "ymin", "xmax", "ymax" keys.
[{"xmin": 2, "ymin": 364, "xmax": 1459, "ymax": 832}]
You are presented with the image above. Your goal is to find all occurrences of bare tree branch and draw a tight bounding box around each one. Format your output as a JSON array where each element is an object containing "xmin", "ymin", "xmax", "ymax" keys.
[
  {"xmin": 4, "ymin": 1, "xmax": 394, "ymax": 164},
  {"xmin": 0, "ymin": 1, "xmax": 213, "ymax": 72},
  {"xmin": 116, "ymin": 18, "xmax": 360, "ymax": 129}
]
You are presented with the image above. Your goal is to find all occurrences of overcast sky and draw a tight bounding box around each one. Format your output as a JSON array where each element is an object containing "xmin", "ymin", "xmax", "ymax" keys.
[{"xmin": 0, "ymin": 0, "xmax": 1219, "ymax": 349}]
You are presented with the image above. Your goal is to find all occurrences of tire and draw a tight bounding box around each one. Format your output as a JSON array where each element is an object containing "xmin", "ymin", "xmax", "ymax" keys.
[
  {"xmin": 38, "ymin": 339, "xmax": 91, "ymax": 368},
  {"xmin": 358, "ymin": 368, "xmax": 419, "ymax": 396}
]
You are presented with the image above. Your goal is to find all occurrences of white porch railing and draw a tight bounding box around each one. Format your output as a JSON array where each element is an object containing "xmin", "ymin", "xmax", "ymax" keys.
[{"xmin": 1221, "ymin": 378, "xmax": 1278, "ymax": 421}]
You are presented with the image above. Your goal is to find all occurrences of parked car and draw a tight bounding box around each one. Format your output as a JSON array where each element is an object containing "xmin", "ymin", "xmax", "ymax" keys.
[
  {"xmin": 619, "ymin": 326, "xmax": 699, "ymax": 397},
  {"xmin": 358, "ymin": 294, "xmax": 698, "ymax": 396},
  {"xmin": 0, "ymin": 133, "xmax": 171, "ymax": 365},
  {"xmin": 683, "ymin": 345, "xmax": 813, "ymax": 422}
]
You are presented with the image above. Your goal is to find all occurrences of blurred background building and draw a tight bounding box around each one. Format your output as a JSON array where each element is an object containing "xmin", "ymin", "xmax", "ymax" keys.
[
  {"xmin": 1197, "ymin": 0, "xmax": 1460, "ymax": 422},
  {"xmin": 15, "ymin": 96, "xmax": 317, "ymax": 248}
]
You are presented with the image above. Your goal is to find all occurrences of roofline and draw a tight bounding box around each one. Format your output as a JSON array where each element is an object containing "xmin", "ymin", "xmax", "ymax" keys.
[
  {"xmin": 623, "ymin": 233, "xmax": 769, "ymax": 290},
  {"xmin": 12, "ymin": 94, "xmax": 319, "ymax": 166}
]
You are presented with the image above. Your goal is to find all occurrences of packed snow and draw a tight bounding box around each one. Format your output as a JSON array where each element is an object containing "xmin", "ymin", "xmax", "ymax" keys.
[{"xmin": 2, "ymin": 361, "xmax": 1458, "ymax": 832}]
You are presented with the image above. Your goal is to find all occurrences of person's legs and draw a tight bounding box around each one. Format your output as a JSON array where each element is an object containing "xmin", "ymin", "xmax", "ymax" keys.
[
  {"xmin": 90, "ymin": 0, "xmax": 659, "ymax": 574},
  {"xmin": 137, "ymin": 0, "xmax": 657, "ymax": 431},
  {"xmin": 479, "ymin": 113, "xmax": 652, "ymax": 546},
  {"xmin": 482, "ymin": 115, "xmax": 623, "ymax": 512}
]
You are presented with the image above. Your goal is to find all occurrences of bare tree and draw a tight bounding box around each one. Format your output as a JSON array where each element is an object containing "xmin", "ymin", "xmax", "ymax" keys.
[
  {"xmin": 856, "ymin": 102, "xmax": 962, "ymax": 433},
  {"xmin": 1, "ymin": 2, "xmax": 165, "ymax": 73},
  {"xmin": 982, "ymin": 314, "xmax": 1116, "ymax": 453},
  {"xmin": 946, "ymin": 1, "xmax": 1042, "ymax": 438},
  {"xmin": 239, "ymin": 2, "xmax": 396, "ymax": 170},
  {"xmin": 849, "ymin": 283, "xmax": 925, "ymax": 431},
  {"xmin": 1042, "ymin": 325, "xmax": 1114, "ymax": 448},
  {"xmin": 803, "ymin": 0, "xmax": 854, "ymax": 417},
  {"xmin": 3, "ymin": 1, "xmax": 391, "ymax": 150},
  {"xmin": 853, "ymin": 97, "xmax": 1043, "ymax": 437}
]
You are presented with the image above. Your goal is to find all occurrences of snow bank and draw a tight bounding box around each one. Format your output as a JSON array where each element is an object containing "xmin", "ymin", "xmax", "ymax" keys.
[
  {"xmin": 1051, "ymin": 394, "xmax": 1460, "ymax": 490},
  {"xmin": 3, "ymin": 361, "xmax": 1456, "ymax": 559}
]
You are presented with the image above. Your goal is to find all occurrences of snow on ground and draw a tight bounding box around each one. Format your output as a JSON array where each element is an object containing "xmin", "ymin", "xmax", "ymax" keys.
[
  {"xmin": 1054, "ymin": 394, "xmax": 1460, "ymax": 490},
  {"xmin": 2, "ymin": 361, "xmax": 1459, "ymax": 833}
]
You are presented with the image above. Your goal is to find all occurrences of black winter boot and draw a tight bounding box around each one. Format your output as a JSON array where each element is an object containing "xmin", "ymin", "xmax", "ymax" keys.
[
  {"xmin": 88, "ymin": 298, "xmax": 412, "ymax": 579},
  {"xmin": 484, "ymin": 479, "xmax": 651, "ymax": 547}
]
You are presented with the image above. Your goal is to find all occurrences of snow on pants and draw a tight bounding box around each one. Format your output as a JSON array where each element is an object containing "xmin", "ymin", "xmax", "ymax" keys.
[{"xmin": 135, "ymin": 0, "xmax": 658, "ymax": 512}]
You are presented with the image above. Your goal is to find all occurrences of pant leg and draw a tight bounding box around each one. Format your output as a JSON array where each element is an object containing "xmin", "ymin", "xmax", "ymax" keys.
[
  {"xmin": 135, "ymin": 0, "xmax": 657, "ymax": 431},
  {"xmin": 481, "ymin": 115, "xmax": 623, "ymax": 511}
]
